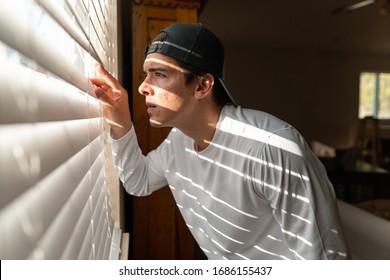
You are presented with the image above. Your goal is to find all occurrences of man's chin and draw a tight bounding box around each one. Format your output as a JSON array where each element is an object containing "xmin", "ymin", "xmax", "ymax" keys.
[{"xmin": 149, "ymin": 119, "xmax": 163, "ymax": 128}]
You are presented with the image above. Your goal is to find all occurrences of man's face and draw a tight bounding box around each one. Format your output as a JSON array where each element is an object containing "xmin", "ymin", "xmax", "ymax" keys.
[{"xmin": 139, "ymin": 53, "xmax": 197, "ymax": 128}]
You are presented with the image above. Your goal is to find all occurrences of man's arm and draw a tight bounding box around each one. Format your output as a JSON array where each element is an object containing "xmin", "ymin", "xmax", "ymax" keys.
[
  {"xmin": 257, "ymin": 129, "xmax": 350, "ymax": 259},
  {"xmin": 90, "ymin": 65, "xmax": 132, "ymax": 139},
  {"xmin": 91, "ymin": 65, "xmax": 168, "ymax": 195}
]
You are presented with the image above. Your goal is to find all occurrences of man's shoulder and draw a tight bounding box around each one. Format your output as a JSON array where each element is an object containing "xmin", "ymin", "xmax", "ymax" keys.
[{"xmin": 221, "ymin": 105, "xmax": 293, "ymax": 132}]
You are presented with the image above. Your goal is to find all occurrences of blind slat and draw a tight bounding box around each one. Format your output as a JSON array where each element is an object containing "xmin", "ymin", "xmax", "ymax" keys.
[
  {"xmin": 62, "ymin": 169, "xmax": 105, "ymax": 259},
  {"xmin": 66, "ymin": 0, "xmax": 108, "ymax": 66},
  {"xmin": 0, "ymin": 137, "xmax": 103, "ymax": 259},
  {"xmin": 37, "ymin": 0, "xmax": 103, "ymax": 65},
  {"xmin": 0, "ymin": 0, "xmax": 96, "ymax": 96},
  {"xmin": 91, "ymin": 0, "xmax": 108, "ymax": 47},
  {"xmin": 0, "ymin": 0, "xmax": 120, "ymax": 260},
  {"xmin": 102, "ymin": 211, "xmax": 115, "ymax": 259},
  {"xmin": 92, "ymin": 182, "xmax": 106, "ymax": 235},
  {"xmin": 29, "ymin": 154, "xmax": 105, "ymax": 259},
  {"xmin": 96, "ymin": 0, "xmax": 109, "ymax": 33},
  {"xmin": 78, "ymin": 181, "xmax": 106, "ymax": 259},
  {"xmin": 96, "ymin": 217, "xmax": 109, "ymax": 259},
  {"xmin": 0, "ymin": 118, "xmax": 102, "ymax": 209},
  {"xmin": 79, "ymin": 226, "xmax": 94, "ymax": 259},
  {"xmin": 0, "ymin": 60, "xmax": 100, "ymax": 124},
  {"xmin": 89, "ymin": 8, "xmax": 108, "ymax": 55}
]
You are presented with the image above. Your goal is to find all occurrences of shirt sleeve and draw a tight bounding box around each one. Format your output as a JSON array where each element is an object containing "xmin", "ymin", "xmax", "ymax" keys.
[
  {"xmin": 109, "ymin": 126, "xmax": 168, "ymax": 196},
  {"xmin": 256, "ymin": 128, "xmax": 350, "ymax": 260}
]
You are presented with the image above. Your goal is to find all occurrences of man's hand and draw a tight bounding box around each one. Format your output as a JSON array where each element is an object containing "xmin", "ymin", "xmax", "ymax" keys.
[{"xmin": 90, "ymin": 64, "xmax": 132, "ymax": 139}]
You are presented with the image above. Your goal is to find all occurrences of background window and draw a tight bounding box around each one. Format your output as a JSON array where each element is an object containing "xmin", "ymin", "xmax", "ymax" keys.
[{"xmin": 359, "ymin": 71, "xmax": 390, "ymax": 119}]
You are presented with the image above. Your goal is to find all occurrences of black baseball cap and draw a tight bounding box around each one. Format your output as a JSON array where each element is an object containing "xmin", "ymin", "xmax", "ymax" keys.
[{"xmin": 144, "ymin": 23, "xmax": 237, "ymax": 105}]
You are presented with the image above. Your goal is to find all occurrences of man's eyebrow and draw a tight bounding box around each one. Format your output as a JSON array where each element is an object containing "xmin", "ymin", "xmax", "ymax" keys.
[
  {"xmin": 146, "ymin": 67, "xmax": 168, "ymax": 73},
  {"xmin": 142, "ymin": 67, "xmax": 167, "ymax": 75}
]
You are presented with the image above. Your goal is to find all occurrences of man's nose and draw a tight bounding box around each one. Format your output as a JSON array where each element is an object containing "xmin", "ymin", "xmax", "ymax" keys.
[{"xmin": 138, "ymin": 79, "xmax": 153, "ymax": 96}]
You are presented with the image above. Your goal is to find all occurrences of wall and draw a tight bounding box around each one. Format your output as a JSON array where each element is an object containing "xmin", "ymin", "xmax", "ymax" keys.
[{"xmin": 223, "ymin": 43, "xmax": 390, "ymax": 149}]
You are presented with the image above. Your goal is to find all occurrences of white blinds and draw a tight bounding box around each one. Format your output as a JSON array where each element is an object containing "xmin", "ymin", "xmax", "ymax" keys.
[{"xmin": 0, "ymin": 0, "xmax": 122, "ymax": 259}]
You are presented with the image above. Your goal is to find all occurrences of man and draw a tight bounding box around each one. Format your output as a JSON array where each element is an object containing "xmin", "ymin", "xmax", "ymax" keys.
[{"xmin": 91, "ymin": 23, "xmax": 350, "ymax": 259}]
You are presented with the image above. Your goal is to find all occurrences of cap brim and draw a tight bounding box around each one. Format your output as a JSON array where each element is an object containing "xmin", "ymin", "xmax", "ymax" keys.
[{"xmin": 219, "ymin": 77, "xmax": 237, "ymax": 106}]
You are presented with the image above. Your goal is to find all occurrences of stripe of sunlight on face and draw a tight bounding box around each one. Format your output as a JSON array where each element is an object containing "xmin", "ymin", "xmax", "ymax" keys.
[
  {"xmin": 144, "ymin": 57, "xmax": 190, "ymax": 74},
  {"xmin": 141, "ymin": 57, "xmax": 192, "ymax": 127}
]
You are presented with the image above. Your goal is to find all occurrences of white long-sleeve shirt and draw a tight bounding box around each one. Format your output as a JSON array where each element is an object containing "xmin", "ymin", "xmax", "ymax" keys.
[{"xmin": 111, "ymin": 105, "xmax": 350, "ymax": 260}]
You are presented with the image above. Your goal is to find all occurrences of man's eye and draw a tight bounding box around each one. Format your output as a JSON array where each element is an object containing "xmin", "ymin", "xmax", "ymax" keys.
[{"xmin": 155, "ymin": 72, "xmax": 166, "ymax": 77}]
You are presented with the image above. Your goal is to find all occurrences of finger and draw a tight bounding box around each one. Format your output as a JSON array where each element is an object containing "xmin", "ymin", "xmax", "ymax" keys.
[
  {"xmin": 95, "ymin": 88, "xmax": 114, "ymax": 107},
  {"xmin": 96, "ymin": 64, "xmax": 122, "ymax": 89},
  {"xmin": 90, "ymin": 78, "xmax": 109, "ymax": 92},
  {"xmin": 89, "ymin": 77, "xmax": 106, "ymax": 87}
]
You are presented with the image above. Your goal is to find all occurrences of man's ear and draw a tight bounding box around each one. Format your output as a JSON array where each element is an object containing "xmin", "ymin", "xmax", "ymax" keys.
[{"xmin": 194, "ymin": 73, "xmax": 214, "ymax": 100}]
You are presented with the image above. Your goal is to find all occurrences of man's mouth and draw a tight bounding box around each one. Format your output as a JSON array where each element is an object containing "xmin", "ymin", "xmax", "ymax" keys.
[
  {"xmin": 146, "ymin": 102, "xmax": 157, "ymax": 115},
  {"xmin": 146, "ymin": 102, "xmax": 157, "ymax": 108},
  {"xmin": 146, "ymin": 102, "xmax": 157, "ymax": 109}
]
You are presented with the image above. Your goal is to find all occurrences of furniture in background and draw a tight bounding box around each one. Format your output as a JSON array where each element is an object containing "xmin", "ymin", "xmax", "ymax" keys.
[
  {"xmin": 354, "ymin": 117, "xmax": 382, "ymax": 166},
  {"xmin": 313, "ymin": 140, "xmax": 389, "ymax": 204},
  {"xmin": 319, "ymin": 155, "xmax": 390, "ymax": 203}
]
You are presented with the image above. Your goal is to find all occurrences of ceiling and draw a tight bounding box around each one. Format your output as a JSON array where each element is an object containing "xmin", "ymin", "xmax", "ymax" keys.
[{"xmin": 199, "ymin": 0, "xmax": 390, "ymax": 54}]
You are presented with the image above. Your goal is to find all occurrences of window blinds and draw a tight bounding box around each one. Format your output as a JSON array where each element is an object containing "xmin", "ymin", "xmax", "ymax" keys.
[{"xmin": 0, "ymin": 0, "xmax": 122, "ymax": 259}]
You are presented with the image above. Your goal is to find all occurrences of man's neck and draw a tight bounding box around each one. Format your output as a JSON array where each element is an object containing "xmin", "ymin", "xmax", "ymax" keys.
[{"xmin": 180, "ymin": 104, "xmax": 223, "ymax": 152}]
